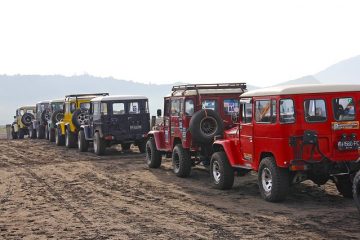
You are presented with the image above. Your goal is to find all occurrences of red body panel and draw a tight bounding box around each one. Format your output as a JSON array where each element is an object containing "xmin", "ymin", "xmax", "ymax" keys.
[{"xmin": 216, "ymin": 91, "xmax": 360, "ymax": 171}]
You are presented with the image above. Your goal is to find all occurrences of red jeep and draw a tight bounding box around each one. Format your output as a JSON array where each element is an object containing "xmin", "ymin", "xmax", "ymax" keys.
[
  {"xmin": 211, "ymin": 84, "xmax": 360, "ymax": 202},
  {"xmin": 146, "ymin": 83, "xmax": 247, "ymax": 177}
]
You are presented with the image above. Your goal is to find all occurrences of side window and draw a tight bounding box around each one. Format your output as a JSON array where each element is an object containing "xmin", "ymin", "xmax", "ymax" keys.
[
  {"xmin": 280, "ymin": 99, "xmax": 295, "ymax": 123},
  {"xmin": 93, "ymin": 102, "xmax": 100, "ymax": 115},
  {"xmin": 202, "ymin": 99, "xmax": 217, "ymax": 111},
  {"xmin": 129, "ymin": 102, "xmax": 140, "ymax": 114},
  {"xmin": 101, "ymin": 103, "xmax": 108, "ymax": 115},
  {"xmin": 333, "ymin": 97, "xmax": 355, "ymax": 121},
  {"xmin": 255, "ymin": 100, "xmax": 274, "ymax": 123},
  {"xmin": 304, "ymin": 99, "xmax": 327, "ymax": 122},
  {"xmin": 113, "ymin": 103, "xmax": 125, "ymax": 115},
  {"xmin": 65, "ymin": 103, "xmax": 71, "ymax": 114},
  {"xmin": 241, "ymin": 102, "xmax": 253, "ymax": 123},
  {"xmin": 224, "ymin": 99, "xmax": 240, "ymax": 115},
  {"xmin": 164, "ymin": 99, "xmax": 170, "ymax": 116},
  {"xmin": 171, "ymin": 99, "xmax": 181, "ymax": 116},
  {"xmin": 185, "ymin": 99, "xmax": 194, "ymax": 116},
  {"xmin": 70, "ymin": 103, "xmax": 76, "ymax": 113}
]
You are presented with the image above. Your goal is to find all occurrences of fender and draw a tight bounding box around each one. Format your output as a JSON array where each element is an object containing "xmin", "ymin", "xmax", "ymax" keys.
[
  {"xmin": 213, "ymin": 139, "xmax": 242, "ymax": 167},
  {"xmin": 147, "ymin": 130, "xmax": 165, "ymax": 150}
]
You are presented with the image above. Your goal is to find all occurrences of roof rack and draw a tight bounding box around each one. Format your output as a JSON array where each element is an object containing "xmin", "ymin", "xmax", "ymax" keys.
[
  {"xmin": 172, "ymin": 83, "xmax": 247, "ymax": 92},
  {"xmin": 65, "ymin": 93, "xmax": 109, "ymax": 98}
]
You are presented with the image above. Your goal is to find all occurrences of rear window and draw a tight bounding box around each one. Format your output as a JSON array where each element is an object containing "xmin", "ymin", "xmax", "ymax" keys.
[
  {"xmin": 333, "ymin": 97, "xmax": 355, "ymax": 121},
  {"xmin": 202, "ymin": 99, "xmax": 217, "ymax": 111},
  {"xmin": 80, "ymin": 102, "xmax": 90, "ymax": 110},
  {"xmin": 304, "ymin": 99, "xmax": 327, "ymax": 122},
  {"xmin": 113, "ymin": 103, "xmax": 125, "ymax": 115},
  {"xmin": 224, "ymin": 99, "xmax": 240, "ymax": 115},
  {"xmin": 171, "ymin": 99, "xmax": 181, "ymax": 116},
  {"xmin": 51, "ymin": 103, "xmax": 63, "ymax": 112},
  {"xmin": 280, "ymin": 99, "xmax": 295, "ymax": 123},
  {"xmin": 129, "ymin": 102, "xmax": 140, "ymax": 114},
  {"xmin": 185, "ymin": 99, "xmax": 194, "ymax": 116}
]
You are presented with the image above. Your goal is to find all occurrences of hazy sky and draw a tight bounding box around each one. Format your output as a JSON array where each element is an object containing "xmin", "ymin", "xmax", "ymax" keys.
[{"xmin": 0, "ymin": 0, "xmax": 359, "ymax": 86}]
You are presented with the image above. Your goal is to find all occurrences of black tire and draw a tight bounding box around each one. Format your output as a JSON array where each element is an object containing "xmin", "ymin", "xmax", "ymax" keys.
[
  {"xmin": 138, "ymin": 141, "xmax": 146, "ymax": 153},
  {"xmin": 145, "ymin": 138, "xmax": 162, "ymax": 168},
  {"xmin": 210, "ymin": 152, "xmax": 234, "ymax": 190},
  {"xmin": 49, "ymin": 128, "xmax": 56, "ymax": 142},
  {"xmin": 258, "ymin": 157, "xmax": 289, "ymax": 202},
  {"xmin": 41, "ymin": 109, "xmax": 51, "ymax": 123},
  {"xmin": 334, "ymin": 175, "xmax": 353, "ymax": 198},
  {"xmin": 55, "ymin": 127, "xmax": 65, "ymax": 146},
  {"xmin": 65, "ymin": 128, "xmax": 76, "ymax": 148},
  {"xmin": 93, "ymin": 132, "xmax": 106, "ymax": 156},
  {"xmin": 36, "ymin": 126, "xmax": 45, "ymax": 139},
  {"xmin": 122, "ymin": 143, "xmax": 131, "ymax": 151},
  {"xmin": 353, "ymin": 171, "xmax": 360, "ymax": 212},
  {"xmin": 21, "ymin": 113, "xmax": 34, "ymax": 127},
  {"xmin": 172, "ymin": 144, "xmax": 191, "ymax": 178},
  {"xmin": 29, "ymin": 128, "xmax": 36, "ymax": 139},
  {"xmin": 72, "ymin": 109, "xmax": 89, "ymax": 129},
  {"xmin": 189, "ymin": 109, "xmax": 224, "ymax": 144},
  {"xmin": 17, "ymin": 129, "xmax": 24, "ymax": 139},
  {"xmin": 78, "ymin": 130, "xmax": 89, "ymax": 152},
  {"xmin": 11, "ymin": 128, "xmax": 18, "ymax": 139},
  {"xmin": 45, "ymin": 125, "xmax": 49, "ymax": 140},
  {"xmin": 51, "ymin": 110, "xmax": 64, "ymax": 124}
]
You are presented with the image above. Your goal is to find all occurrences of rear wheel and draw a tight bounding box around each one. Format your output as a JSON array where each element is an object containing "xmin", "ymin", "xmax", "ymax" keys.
[
  {"xmin": 49, "ymin": 128, "xmax": 56, "ymax": 142},
  {"xmin": 258, "ymin": 157, "xmax": 289, "ymax": 202},
  {"xmin": 145, "ymin": 138, "xmax": 162, "ymax": 168},
  {"xmin": 94, "ymin": 132, "xmax": 106, "ymax": 156},
  {"xmin": 45, "ymin": 125, "xmax": 49, "ymax": 140},
  {"xmin": 172, "ymin": 144, "xmax": 191, "ymax": 178},
  {"xmin": 210, "ymin": 152, "xmax": 234, "ymax": 189},
  {"xmin": 78, "ymin": 130, "xmax": 89, "ymax": 152},
  {"xmin": 11, "ymin": 128, "xmax": 18, "ymax": 139},
  {"xmin": 122, "ymin": 143, "xmax": 131, "ymax": 151},
  {"xmin": 36, "ymin": 126, "xmax": 45, "ymax": 139},
  {"xmin": 334, "ymin": 175, "xmax": 353, "ymax": 198},
  {"xmin": 55, "ymin": 128, "xmax": 65, "ymax": 146},
  {"xmin": 138, "ymin": 141, "xmax": 146, "ymax": 153},
  {"xmin": 353, "ymin": 171, "xmax": 360, "ymax": 212},
  {"xmin": 17, "ymin": 129, "xmax": 24, "ymax": 139},
  {"xmin": 65, "ymin": 129, "xmax": 76, "ymax": 148}
]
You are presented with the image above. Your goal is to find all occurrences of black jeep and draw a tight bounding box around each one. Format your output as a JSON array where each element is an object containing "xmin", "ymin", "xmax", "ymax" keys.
[
  {"xmin": 29, "ymin": 100, "xmax": 51, "ymax": 139},
  {"xmin": 78, "ymin": 95, "xmax": 150, "ymax": 155}
]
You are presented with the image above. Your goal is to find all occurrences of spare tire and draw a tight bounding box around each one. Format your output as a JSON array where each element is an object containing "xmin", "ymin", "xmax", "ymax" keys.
[
  {"xmin": 189, "ymin": 109, "xmax": 224, "ymax": 144},
  {"xmin": 21, "ymin": 113, "xmax": 34, "ymax": 127},
  {"xmin": 72, "ymin": 109, "xmax": 89, "ymax": 129},
  {"xmin": 41, "ymin": 109, "xmax": 51, "ymax": 123},
  {"xmin": 51, "ymin": 109, "xmax": 64, "ymax": 124}
]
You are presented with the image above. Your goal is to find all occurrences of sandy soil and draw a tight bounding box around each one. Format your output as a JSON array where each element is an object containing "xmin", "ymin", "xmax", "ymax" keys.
[{"xmin": 0, "ymin": 139, "xmax": 359, "ymax": 240}]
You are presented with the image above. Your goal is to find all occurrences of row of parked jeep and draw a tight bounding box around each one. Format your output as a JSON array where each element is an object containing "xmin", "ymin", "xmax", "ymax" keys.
[{"xmin": 10, "ymin": 83, "xmax": 360, "ymax": 211}]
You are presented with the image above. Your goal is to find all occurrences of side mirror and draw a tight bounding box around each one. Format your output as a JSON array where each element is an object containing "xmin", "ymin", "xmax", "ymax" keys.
[
  {"xmin": 157, "ymin": 109, "xmax": 162, "ymax": 117},
  {"xmin": 13, "ymin": 116, "xmax": 16, "ymax": 119}
]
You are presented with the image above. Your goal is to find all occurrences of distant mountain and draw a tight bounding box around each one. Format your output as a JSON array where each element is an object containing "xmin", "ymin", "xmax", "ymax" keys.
[
  {"xmin": 0, "ymin": 75, "xmax": 255, "ymax": 125},
  {"xmin": 274, "ymin": 75, "xmax": 320, "ymax": 86},
  {"xmin": 314, "ymin": 55, "xmax": 360, "ymax": 84}
]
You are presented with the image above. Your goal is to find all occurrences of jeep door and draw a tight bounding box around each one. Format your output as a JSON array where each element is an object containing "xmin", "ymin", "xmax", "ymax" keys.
[
  {"xmin": 169, "ymin": 98, "xmax": 183, "ymax": 148},
  {"xmin": 127, "ymin": 100, "xmax": 150, "ymax": 136},
  {"xmin": 106, "ymin": 101, "xmax": 128, "ymax": 139},
  {"xmin": 239, "ymin": 98, "xmax": 254, "ymax": 167}
]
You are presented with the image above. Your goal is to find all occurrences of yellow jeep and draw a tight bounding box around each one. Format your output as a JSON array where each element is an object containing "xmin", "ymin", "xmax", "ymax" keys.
[
  {"xmin": 55, "ymin": 93, "xmax": 109, "ymax": 148},
  {"xmin": 11, "ymin": 106, "xmax": 36, "ymax": 139}
]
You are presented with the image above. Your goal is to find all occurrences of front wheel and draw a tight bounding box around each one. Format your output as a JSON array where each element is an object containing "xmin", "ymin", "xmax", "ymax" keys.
[
  {"xmin": 65, "ymin": 129, "xmax": 76, "ymax": 148},
  {"xmin": 55, "ymin": 127, "xmax": 65, "ymax": 146},
  {"xmin": 353, "ymin": 171, "xmax": 360, "ymax": 212},
  {"xmin": 36, "ymin": 126, "xmax": 45, "ymax": 139},
  {"xmin": 334, "ymin": 175, "xmax": 353, "ymax": 198},
  {"xmin": 258, "ymin": 157, "xmax": 289, "ymax": 202},
  {"xmin": 45, "ymin": 125, "xmax": 49, "ymax": 140},
  {"xmin": 138, "ymin": 141, "xmax": 146, "ymax": 153},
  {"xmin": 78, "ymin": 130, "xmax": 89, "ymax": 152},
  {"xmin": 145, "ymin": 138, "xmax": 162, "ymax": 168},
  {"xmin": 49, "ymin": 128, "xmax": 56, "ymax": 142},
  {"xmin": 17, "ymin": 129, "xmax": 24, "ymax": 139},
  {"xmin": 93, "ymin": 132, "xmax": 106, "ymax": 156},
  {"xmin": 172, "ymin": 144, "xmax": 191, "ymax": 178},
  {"xmin": 210, "ymin": 152, "xmax": 234, "ymax": 190}
]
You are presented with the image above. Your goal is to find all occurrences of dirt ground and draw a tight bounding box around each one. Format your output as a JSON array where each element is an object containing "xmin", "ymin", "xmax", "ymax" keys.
[{"xmin": 0, "ymin": 139, "xmax": 359, "ymax": 240}]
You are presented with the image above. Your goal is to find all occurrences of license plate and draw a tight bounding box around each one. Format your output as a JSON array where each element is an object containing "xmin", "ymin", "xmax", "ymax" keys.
[{"xmin": 338, "ymin": 140, "xmax": 359, "ymax": 151}]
